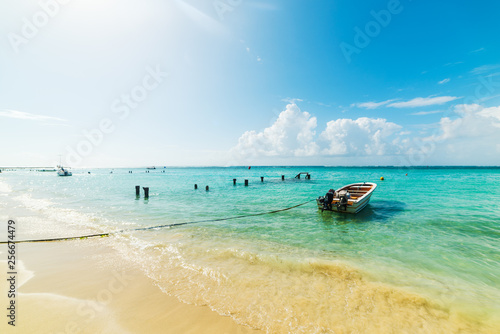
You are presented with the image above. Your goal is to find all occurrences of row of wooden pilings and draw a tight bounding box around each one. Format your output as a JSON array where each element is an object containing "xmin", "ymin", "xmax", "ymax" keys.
[
  {"xmin": 136, "ymin": 185, "xmax": 149, "ymax": 199},
  {"xmin": 193, "ymin": 174, "xmax": 309, "ymax": 191},
  {"xmin": 128, "ymin": 171, "xmax": 166, "ymax": 173},
  {"xmin": 136, "ymin": 174, "xmax": 311, "ymax": 198},
  {"xmin": 194, "ymin": 175, "xmax": 277, "ymax": 191}
]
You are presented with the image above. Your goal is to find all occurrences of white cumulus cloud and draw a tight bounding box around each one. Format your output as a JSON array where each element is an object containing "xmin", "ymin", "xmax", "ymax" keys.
[
  {"xmin": 231, "ymin": 104, "xmax": 406, "ymax": 162},
  {"xmin": 231, "ymin": 103, "xmax": 319, "ymax": 158},
  {"xmin": 432, "ymin": 104, "xmax": 500, "ymax": 141},
  {"xmin": 419, "ymin": 104, "xmax": 500, "ymax": 165},
  {"xmin": 230, "ymin": 102, "xmax": 500, "ymax": 165},
  {"xmin": 320, "ymin": 118, "xmax": 402, "ymax": 156}
]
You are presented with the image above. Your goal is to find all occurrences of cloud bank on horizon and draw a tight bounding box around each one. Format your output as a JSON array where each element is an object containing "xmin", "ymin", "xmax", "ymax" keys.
[{"xmin": 231, "ymin": 101, "xmax": 500, "ymax": 166}]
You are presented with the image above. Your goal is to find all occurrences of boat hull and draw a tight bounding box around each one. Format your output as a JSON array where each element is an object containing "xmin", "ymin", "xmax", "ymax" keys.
[{"xmin": 57, "ymin": 168, "xmax": 72, "ymax": 176}]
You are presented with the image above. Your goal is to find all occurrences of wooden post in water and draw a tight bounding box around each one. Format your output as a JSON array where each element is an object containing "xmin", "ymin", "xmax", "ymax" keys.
[
  {"xmin": 206, "ymin": 185, "xmax": 209, "ymax": 191},
  {"xmin": 233, "ymin": 178, "xmax": 237, "ymax": 185},
  {"xmin": 135, "ymin": 186, "xmax": 140, "ymax": 197},
  {"xmin": 281, "ymin": 175, "xmax": 285, "ymax": 181},
  {"xmin": 143, "ymin": 187, "xmax": 149, "ymax": 199},
  {"xmin": 245, "ymin": 179, "xmax": 249, "ymax": 186},
  {"xmin": 194, "ymin": 184, "xmax": 198, "ymax": 189},
  {"xmin": 261, "ymin": 177, "xmax": 264, "ymax": 182}
]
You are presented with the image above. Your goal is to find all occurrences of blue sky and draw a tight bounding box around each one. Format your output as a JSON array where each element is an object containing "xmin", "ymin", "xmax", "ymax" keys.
[{"xmin": 1, "ymin": 0, "xmax": 500, "ymax": 167}]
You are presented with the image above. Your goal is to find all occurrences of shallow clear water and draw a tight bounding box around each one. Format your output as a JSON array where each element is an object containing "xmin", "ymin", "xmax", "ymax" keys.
[{"xmin": 1, "ymin": 167, "xmax": 499, "ymax": 333}]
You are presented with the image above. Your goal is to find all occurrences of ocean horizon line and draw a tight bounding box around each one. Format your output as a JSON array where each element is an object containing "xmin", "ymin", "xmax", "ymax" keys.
[{"xmin": 1, "ymin": 165, "xmax": 499, "ymax": 169}]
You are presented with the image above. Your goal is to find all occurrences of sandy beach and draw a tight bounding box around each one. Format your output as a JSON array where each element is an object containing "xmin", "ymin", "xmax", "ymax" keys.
[{"xmin": 0, "ymin": 239, "xmax": 260, "ymax": 334}]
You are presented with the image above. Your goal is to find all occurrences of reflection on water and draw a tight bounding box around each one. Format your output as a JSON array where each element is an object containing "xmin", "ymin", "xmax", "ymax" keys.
[{"xmin": 316, "ymin": 200, "xmax": 407, "ymax": 225}]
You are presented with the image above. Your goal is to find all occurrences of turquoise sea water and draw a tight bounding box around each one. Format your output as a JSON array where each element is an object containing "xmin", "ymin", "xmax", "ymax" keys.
[{"xmin": 1, "ymin": 166, "xmax": 499, "ymax": 333}]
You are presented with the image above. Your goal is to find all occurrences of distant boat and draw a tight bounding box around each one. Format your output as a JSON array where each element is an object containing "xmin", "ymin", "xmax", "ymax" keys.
[
  {"xmin": 57, "ymin": 165, "xmax": 72, "ymax": 176},
  {"xmin": 317, "ymin": 182, "xmax": 377, "ymax": 213},
  {"xmin": 147, "ymin": 166, "xmax": 156, "ymax": 169}
]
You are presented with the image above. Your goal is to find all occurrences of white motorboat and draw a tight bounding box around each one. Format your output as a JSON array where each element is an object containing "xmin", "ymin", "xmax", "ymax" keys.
[
  {"xmin": 317, "ymin": 182, "xmax": 377, "ymax": 213},
  {"xmin": 57, "ymin": 165, "xmax": 72, "ymax": 176}
]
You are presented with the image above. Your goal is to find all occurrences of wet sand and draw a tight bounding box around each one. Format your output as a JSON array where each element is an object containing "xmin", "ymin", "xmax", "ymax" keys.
[{"xmin": 0, "ymin": 239, "xmax": 260, "ymax": 334}]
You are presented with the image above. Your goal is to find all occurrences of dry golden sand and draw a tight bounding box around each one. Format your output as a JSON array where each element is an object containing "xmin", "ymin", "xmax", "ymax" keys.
[{"xmin": 0, "ymin": 239, "xmax": 260, "ymax": 334}]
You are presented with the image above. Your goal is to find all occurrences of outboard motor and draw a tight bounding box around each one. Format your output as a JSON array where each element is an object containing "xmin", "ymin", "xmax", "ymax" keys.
[
  {"xmin": 337, "ymin": 190, "xmax": 348, "ymax": 211},
  {"xmin": 323, "ymin": 189, "xmax": 335, "ymax": 211}
]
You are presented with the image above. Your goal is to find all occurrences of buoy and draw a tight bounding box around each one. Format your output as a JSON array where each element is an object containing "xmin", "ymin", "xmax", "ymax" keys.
[
  {"xmin": 380, "ymin": 177, "xmax": 384, "ymax": 181},
  {"xmin": 405, "ymin": 173, "xmax": 408, "ymax": 176},
  {"xmin": 248, "ymin": 166, "xmax": 251, "ymax": 170}
]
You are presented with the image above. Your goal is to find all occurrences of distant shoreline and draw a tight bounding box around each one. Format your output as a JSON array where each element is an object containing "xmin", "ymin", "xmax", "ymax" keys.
[{"xmin": 1, "ymin": 165, "xmax": 499, "ymax": 169}]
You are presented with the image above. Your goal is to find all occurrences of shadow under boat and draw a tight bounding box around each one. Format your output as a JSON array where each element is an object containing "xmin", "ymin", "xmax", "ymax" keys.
[{"xmin": 317, "ymin": 200, "xmax": 407, "ymax": 225}]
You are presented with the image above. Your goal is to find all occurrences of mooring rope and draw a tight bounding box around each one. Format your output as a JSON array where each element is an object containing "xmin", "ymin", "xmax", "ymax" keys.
[{"xmin": 0, "ymin": 199, "xmax": 315, "ymax": 244}]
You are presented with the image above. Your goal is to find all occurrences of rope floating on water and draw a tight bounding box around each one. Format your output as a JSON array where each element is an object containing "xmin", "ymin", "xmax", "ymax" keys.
[
  {"xmin": 0, "ymin": 199, "xmax": 315, "ymax": 244},
  {"xmin": 0, "ymin": 233, "xmax": 111, "ymax": 244}
]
